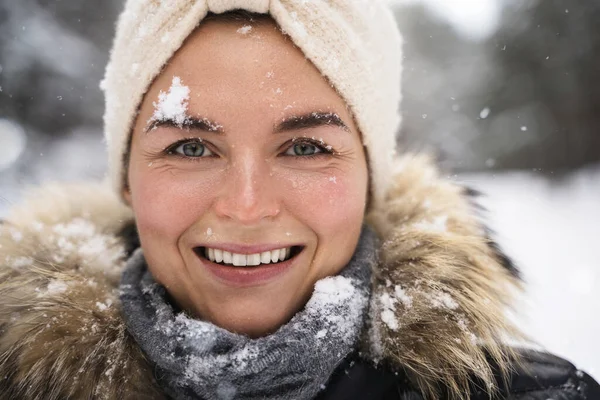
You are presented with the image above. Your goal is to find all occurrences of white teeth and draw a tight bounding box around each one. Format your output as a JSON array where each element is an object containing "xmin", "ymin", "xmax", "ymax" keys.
[
  {"xmin": 214, "ymin": 249, "xmax": 223, "ymax": 263},
  {"xmin": 248, "ymin": 254, "xmax": 261, "ymax": 266},
  {"xmin": 261, "ymin": 251, "xmax": 271, "ymax": 264},
  {"xmin": 271, "ymin": 250, "xmax": 280, "ymax": 263},
  {"xmin": 232, "ymin": 253, "xmax": 247, "ymax": 267},
  {"xmin": 203, "ymin": 247, "xmax": 293, "ymax": 267}
]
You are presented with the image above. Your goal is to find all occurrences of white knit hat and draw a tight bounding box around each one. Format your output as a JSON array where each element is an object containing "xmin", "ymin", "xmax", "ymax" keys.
[{"xmin": 103, "ymin": 0, "xmax": 402, "ymax": 208}]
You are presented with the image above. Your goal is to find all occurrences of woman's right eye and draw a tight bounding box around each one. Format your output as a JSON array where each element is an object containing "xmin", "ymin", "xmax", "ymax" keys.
[{"xmin": 169, "ymin": 140, "xmax": 214, "ymax": 158}]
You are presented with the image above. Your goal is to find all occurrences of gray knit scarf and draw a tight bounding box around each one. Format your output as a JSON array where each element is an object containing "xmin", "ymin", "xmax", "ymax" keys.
[{"xmin": 120, "ymin": 228, "xmax": 376, "ymax": 400}]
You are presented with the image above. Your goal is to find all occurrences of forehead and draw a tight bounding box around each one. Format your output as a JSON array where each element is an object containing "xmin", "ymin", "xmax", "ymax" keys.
[{"xmin": 147, "ymin": 19, "xmax": 347, "ymax": 111}]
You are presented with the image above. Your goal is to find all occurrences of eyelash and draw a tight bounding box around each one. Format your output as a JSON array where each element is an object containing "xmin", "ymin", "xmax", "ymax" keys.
[
  {"xmin": 162, "ymin": 137, "xmax": 335, "ymax": 161},
  {"xmin": 163, "ymin": 138, "xmax": 214, "ymax": 161},
  {"xmin": 281, "ymin": 138, "xmax": 335, "ymax": 160}
]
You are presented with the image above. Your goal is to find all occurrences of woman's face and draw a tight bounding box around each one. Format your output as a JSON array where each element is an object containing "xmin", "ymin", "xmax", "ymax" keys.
[{"xmin": 126, "ymin": 19, "xmax": 368, "ymax": 337}]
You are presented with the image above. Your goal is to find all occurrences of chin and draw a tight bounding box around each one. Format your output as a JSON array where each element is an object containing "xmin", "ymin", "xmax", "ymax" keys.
[{"xmin": 201, "ymin": 294, "xmax": 302, "ymax": 338}]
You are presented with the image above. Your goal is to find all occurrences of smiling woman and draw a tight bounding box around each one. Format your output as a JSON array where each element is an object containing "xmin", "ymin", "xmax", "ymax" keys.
[
  {"xmin": 0, "ymin": 2, "xmax": 598, "ymax": 400},
  {"xmin": 125, "ymin": 17, "xmax": 369, "ymax": 337}
]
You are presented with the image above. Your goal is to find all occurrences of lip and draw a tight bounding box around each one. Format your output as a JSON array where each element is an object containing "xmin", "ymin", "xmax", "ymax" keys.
[{"xmin": 193, "ymin": 245, "xmax": 303, "ymax": 288}]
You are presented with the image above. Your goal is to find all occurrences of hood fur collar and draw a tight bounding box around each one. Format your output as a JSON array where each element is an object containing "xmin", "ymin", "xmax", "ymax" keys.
[{"xmin": 0, "ymin": 155, "xmax": 523, "ymax": 400}]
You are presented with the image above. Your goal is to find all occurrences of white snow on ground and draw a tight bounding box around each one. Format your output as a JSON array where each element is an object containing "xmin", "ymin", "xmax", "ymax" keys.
[{"xmin": 459, "ymin": 166, "xmax": 600, "ymax": 380}]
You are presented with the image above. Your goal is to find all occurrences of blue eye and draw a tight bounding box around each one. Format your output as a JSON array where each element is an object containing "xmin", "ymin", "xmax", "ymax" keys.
[
  {"xmin": 171, "ymin": 141, "xmax": 214, "ymax": 157},
  {"xmin": 285, "ymin": 142, "xmax": 324, "ymax": 156}
]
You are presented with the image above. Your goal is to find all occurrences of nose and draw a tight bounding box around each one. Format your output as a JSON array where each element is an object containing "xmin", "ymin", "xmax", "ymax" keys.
[{"xmin": 213, "ymin": 155, "xmax": 280, "ymax": 224}]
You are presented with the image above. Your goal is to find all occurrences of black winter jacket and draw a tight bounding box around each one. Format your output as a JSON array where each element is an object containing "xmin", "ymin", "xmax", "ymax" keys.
[{"xmin": 319, "ymin": 350, "xmax": 600, "ymax": 399}]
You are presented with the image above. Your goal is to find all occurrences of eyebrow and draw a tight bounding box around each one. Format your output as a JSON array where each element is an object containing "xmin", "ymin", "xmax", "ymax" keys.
[
  {"xmin": 275, "ymin": 112, "xmax": 350, "ymax": 133},
  {"xmin": 145, "ymin": 117, "xmax": 224, "ymax": 134},
  {"xmin": 144, "ymin": 111, "xmax": 350, "ymax": 135}
]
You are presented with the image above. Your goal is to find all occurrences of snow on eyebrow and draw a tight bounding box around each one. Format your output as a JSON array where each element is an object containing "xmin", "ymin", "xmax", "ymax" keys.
[{"xmin": 149, "ymin": 76, "xmax": 191, "ymax": 127}]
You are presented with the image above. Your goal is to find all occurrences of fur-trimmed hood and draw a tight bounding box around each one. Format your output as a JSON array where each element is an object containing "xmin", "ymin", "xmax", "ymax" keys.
[{"xmin": 0, "ymin": 155, "xmax": 524, "ymax": 400}]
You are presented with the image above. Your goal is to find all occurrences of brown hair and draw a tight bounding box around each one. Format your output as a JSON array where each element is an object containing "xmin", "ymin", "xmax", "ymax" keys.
[{"xmin": 203, "ymin": 9, "xmax": 272, "ymax": 23}]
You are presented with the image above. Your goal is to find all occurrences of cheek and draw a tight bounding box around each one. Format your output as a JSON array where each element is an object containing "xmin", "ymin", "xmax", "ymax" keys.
[
  {"xmin": 282, "ymin": 165, "xmax": 368, "ymax": 233},
  {"xmin": 128, "ymin": 163, "xmax": 220, "ymax": 242}
]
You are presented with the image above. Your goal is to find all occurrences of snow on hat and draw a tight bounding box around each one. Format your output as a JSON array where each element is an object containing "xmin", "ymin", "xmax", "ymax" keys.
[{"xmin": 103, "ymin": 0, "xmax": 402, "ymax": 208}]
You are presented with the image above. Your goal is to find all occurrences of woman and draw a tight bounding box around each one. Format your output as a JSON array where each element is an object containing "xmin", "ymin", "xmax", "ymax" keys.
[{"xmin": 0, "ymin": 1, "xmax": 598, "ymax": 399}]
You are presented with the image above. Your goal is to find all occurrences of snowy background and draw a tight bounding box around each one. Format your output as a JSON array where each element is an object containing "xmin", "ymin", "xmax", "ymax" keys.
[{"xmin": 1, "ymin": 0, "xmax": 598, "ymax": 379}]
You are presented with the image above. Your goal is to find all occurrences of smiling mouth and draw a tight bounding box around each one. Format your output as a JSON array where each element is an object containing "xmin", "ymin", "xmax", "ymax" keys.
[{"xmin": 194, "ymin": 246, "xmax": 304, "ymax": 267}]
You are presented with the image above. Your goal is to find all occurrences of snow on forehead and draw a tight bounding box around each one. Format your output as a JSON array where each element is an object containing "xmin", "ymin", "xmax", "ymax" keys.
[
  {"xmin": 150, "ymin": 76, "xmax": 190, "ymax": 126},
  {"xmin": 237, "ymin": 25, "xmax": 253, "ymax": 35}
]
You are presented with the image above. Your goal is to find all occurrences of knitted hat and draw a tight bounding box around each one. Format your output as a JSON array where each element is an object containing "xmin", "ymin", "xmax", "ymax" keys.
[{"xmin": 103, "ymin": 0, "xmax": 402, "ymax": 208}]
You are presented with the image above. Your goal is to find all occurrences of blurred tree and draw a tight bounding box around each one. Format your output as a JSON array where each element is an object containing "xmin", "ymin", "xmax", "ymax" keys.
[
  {"xmin": 395, "ymin": 0, "xmax": 600, "ymax": 173},
  {"xmin": 394, "ymin": 4, "xmax": 496, "ymax": 170},
  {"xmin": 483, "ymin": 0, "xmax": 600, "ymax": 171},
  {"xmin": 0, "ymin": 0, "xmax": 121, "ymax": 136}
]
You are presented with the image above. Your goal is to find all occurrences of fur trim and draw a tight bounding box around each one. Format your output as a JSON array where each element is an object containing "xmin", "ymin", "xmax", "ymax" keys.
[
  {"xmin": 0, "ymin": 157, "xmax": 525, "ymax": 399},
  {"xmin": 0, "ymin": 183, "xmax": 164, "ymax": 399},
  {"xmin": 366, "ymin": 155, "xmax": 525, "ymax": 399}
]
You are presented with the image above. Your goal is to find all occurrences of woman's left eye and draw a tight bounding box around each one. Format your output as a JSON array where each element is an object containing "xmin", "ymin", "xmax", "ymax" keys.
[
  {"xmin": 284, "ymin": 142, "xmax": 326, "ymax": 157},
  {"xmin": 169, "ymin": 140, "xmax": 214, "ymax": 158}
]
